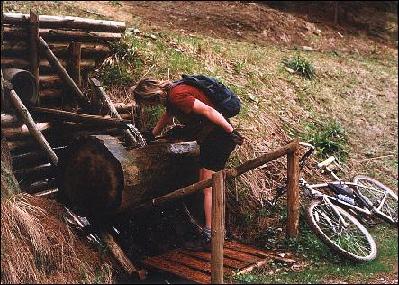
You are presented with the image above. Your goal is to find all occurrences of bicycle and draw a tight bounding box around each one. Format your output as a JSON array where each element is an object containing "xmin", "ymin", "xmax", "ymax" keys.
[{"xmin": 267, "ymin": 142, "xmax": 398, "ymax": 262}]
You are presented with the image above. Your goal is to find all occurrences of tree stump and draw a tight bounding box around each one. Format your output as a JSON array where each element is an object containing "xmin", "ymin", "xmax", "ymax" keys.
[{"xmin": 57, "ymin": 135, "xmax": 200, "ymax": 218}]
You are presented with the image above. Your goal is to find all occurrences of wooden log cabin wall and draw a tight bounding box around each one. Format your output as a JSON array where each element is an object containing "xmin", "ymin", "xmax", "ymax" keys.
[
  {"xmin": 2, "ymin": 12, "xmax": 126, "ymax": 107},
  {"xmin": 1, "ymin": 12, "xmax": 136, "ymax": 197}
]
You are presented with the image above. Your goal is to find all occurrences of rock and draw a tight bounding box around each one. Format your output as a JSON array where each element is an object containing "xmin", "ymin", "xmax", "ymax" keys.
[
  {"xmin": 314, "ymin": 29, "xmax": 322, "ymax": 35},
  {"xmin": 285, "ymin": 67, "xmax": 295, "ymax": 73},
  {"xmin": 302, "ymin": 46, "xmax": 314, "ymax": 51}
]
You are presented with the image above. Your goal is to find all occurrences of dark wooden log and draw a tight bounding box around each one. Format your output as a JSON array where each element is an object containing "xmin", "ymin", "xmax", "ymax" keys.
[
  {"xmin": 8, "ymin": 138, "xmax": 39, "ymax": 154},
  {"xmin": 58, "ymin": 135, "xmax": 200, "ymax": 217},
  {"xmin": 68, "ymin": 42, "xmax": 81, "ymax": 88},
  {"xmin": 14, "ymin": 163, "xmax": 56, "ymax": 184},
  {"xmin": 39, "ymin": 75, "xmax": 64, "ymax": 89},
  {"xmin": 1, "ymin": 113, "xmax": 22, "ymax": 128},
  {"xmin": 12, "ymin": 150, "xmax": 50, "ymax": 170},
  {"xmin": 3, "ymin": 26, "xmax": 122, "ymax": 42},
  {"xmin": 2, "ymin": 122, "xmax": 51, "ymax": 140},
  {"xmin": 2, "ymin": 41, "xmax": 111, "ymax": 59},
  {"xmin": 211, "ymin": 170, "xmax": 225, "ymax": 284},
  {"xmin": 29, "ymin": 11, "xmax": 40, "ymax": 104},
  {"xmin": 1, "ymin": 57, "xmax": 96, "ymax": 74},
  {"xmin": 3, "ymin": 12, "xmax": 126, "ymax": 33},
  {"xmin": 124, "ymin": 140, "xmax": 299, "ymax": 216},
  {"xmin": 21, "ymin": 178, "xmax": 57, "ymax": 194},
  {"xmin": 100, "ymin": 232, "xmax": 148, "ymax": 280},
  {"xmin": 39, "ymin": 36, "xmax": 90, "ymax": 108},
  {"xmin": 9, "ymin": 89, "xmax": 58, "ymax": 165},
  {"xmin": 31, "ymin": 107, "xmax": 131, "ymax": 128},
  {"xmin": 34, "ymin": 188, "xmax": 58, "ymax": 199},
  {"xmin": 39, "ymin": 88, "xmax": 64, "ymax": 98},
  {"xmin": 46, "ymin": 42, "xmax": 111, "ymax": 58}
]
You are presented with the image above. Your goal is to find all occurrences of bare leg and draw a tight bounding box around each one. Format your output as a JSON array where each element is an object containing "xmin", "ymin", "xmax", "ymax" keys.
[{"xmin": 200, "ymin": 168, "xmax": 215, "ymax": 230}]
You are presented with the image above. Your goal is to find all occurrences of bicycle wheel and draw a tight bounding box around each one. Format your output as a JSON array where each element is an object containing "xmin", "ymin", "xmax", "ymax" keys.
[
  {"xmin": 353, "ymin": 175, "xmax": 398, "ymax": 225},
  {"xmin": 306, "ymin": 199, "xmax": 377, "ymax": 262}
]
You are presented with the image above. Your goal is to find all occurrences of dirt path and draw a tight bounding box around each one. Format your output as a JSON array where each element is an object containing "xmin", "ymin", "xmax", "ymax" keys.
[{"xmin": 73, "ymin": 1, "xmax": 396, "ymax": 56}]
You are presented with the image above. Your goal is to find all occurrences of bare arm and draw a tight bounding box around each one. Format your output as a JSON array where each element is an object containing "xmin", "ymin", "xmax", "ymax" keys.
[
  {"xmin": 152, "ymin": 112, "xmax": 173, "ymax": 136},
  {"xmin": 192, "ymin": 99, "xmax": 233, "ymax": 133}
]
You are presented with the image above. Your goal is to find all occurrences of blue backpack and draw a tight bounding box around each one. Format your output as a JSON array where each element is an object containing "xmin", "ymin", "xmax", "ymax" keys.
[{"xmin": 173, "ymin": 74, "xmax": 241, "ymax": 118}]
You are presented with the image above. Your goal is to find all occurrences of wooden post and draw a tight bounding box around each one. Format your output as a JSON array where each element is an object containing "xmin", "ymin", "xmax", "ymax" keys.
[
  {"xmin": 286, "ymin": 139, "xmax": 300, "ymax": 238},
  {"xmin": 8, "ymin": 89, "xmax": 58, "ymax": 166},
  {"xmin": 29, "ymin": 11, "xmax": 39, "ymax": 105},
  {"xmin": 211, "ymin": 170, "xmax": 225, "ymax": 284},
  {"xmin": 68, "ymin": 42, "xmax": 81, "ymax": 87},
  {"xmin": 38, "ymin": 36, "xmax": 90, "ymax": 108}
]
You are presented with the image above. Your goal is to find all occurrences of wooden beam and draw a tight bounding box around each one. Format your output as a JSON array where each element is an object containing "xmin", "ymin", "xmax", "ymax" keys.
[
  {"xmin": 38, "ymin": 36, "xmax": 90, "ymax": 108},
  {"xmin": 8, "ymin": 89, "xmax": 58, "ymax": 166},
  {"xmin": 68, "ymin": 42, "xmax": 81, "ymax": 88},
  {"xmin": 21, "ymin": 178, "xmax": 57, "ymax": 194},
  {"xmin": 100, "ymin": 232, "xmax": 147, "ymax": 280},
  {"xmin": 1, "ymin": 113, "xmax": 22, "ymax": 128},
  {"xmin": 286, "ymin": 139, "xmax": 300, "ymax": 238},
  {"xmin": 31, "ymin": 107, "xmax": 131, "ymax": 128},
  {"xmin": 3, "ymin": 12, "xmax": 126, "ymax": 33},
  {"xmin": 2, "ymin": 122, "xmax": 51, "ymax": 140},
  {"xmin": 211, "ymin": 170, "xmax": 225, "ymax": 284},
  {"xmin": 90, "ymin": 78, "xmax": 145, "ymax": 147},
  {"xmin": 3, "ymin": 26, "xmax": 122, "ymax": 42},
  {"xmin": 0, "ymin": 57, "xmax": 96, "ymax": 74},
  {"xmin": 29, "ymin": 11, "xmax": 40, "ymax": 105},
  {"xmin": 12, "ymin": 150, "xmax": 50, "ymax": 170}
]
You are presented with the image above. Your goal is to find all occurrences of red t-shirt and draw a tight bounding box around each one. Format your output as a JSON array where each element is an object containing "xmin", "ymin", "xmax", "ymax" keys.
[
  {"xmin": 167, "ymin": 83, "xmax": 215, "ymax": 141},
  {"xmin": 168, "ymin": 83, "xmax": 214, "ymax": 114}
]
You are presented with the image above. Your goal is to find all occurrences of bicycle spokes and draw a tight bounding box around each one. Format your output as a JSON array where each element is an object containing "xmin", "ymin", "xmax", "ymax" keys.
[{"xmin": 307, "ymin": 200, "xmax": 377, "ymax": 262}]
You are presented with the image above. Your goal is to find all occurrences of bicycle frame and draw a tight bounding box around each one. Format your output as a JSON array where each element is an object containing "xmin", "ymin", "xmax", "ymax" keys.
[
  {"xmin": 300, "ymin": 178, "xmax": 374, "ymax": 218},
  {"xmin": 298, "ymin": 142, "xmax": 390, "ymax": 220}
]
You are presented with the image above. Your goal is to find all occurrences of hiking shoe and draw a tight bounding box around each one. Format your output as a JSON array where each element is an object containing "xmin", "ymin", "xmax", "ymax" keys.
[
  {"xmin": 184, "ymin": 227, "xmax": 212, "ymax": 252},
  {"xmin": 184, "ymin": 236, "xmax": 211, "ymax": 252}
]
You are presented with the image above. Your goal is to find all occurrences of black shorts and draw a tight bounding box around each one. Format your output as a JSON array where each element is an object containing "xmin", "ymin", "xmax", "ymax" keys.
[{"xmin": 199, "ymin": 127, "xmax": 236, "ymax": 171}]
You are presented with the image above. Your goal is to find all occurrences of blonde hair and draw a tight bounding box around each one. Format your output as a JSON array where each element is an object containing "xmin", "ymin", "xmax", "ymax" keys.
[{"xmin": 132, "ymin": 78, "xmax": 172, "ymax": 104}]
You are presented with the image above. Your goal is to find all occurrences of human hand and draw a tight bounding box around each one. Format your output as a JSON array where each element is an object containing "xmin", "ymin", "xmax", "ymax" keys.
[
  {"xmin": 164, "ymin": 125, "xmax": 187, "ymax": 139},
  {"xmin": 230, "ymin": 129, "xmax": 244, "ymax": 145},
  {"xmin": 141, "ymin": 128, "xmax": 156, "ymax": 142}
]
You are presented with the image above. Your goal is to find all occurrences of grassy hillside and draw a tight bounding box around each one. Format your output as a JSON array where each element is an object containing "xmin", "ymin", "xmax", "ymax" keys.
[{"xmin": 2, "ymin": 1, "xmax": 398, "ymax": 283}]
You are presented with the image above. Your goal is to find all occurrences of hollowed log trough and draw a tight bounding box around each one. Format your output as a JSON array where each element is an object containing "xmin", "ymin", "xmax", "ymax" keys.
[{"xmin": 57, "ymin": 135, "xmax": 200, "ymax": 219}]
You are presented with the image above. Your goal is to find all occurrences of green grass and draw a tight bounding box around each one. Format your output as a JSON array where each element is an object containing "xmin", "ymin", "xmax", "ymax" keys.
[
  {"xmin": 301, "ymin": 118, "xmax": 349, "ymax": 162},
  {"xmin": 232, "ymin": 224, "xmax": 398, "ymax": 284},
  {"xmin": 283, "ymin": 54, "xmax": 316, "ymax": 79}
]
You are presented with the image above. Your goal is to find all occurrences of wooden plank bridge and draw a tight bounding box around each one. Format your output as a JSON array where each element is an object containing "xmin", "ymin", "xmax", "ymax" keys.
[{"xmin": 142, "ymin": 240, "xmax": 295, "ymax": 284}]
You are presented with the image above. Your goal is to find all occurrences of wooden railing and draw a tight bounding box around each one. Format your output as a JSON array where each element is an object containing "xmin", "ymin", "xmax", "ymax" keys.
[
  {"xmin": 210, "ymin": 139, "xmax": 299, "ymax": 283},
  {"xmin": 121, "ymin": 139, "xmax": 300, "ymax": 283}
]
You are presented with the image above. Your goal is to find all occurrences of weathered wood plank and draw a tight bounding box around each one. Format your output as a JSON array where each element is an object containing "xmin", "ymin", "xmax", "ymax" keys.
[{"xmin": 3, "ymin": 12, "xmax": 126, "ymax": 32}]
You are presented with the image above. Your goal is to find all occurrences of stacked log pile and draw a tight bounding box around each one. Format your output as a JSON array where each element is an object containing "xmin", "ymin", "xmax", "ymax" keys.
[
  {"xmin": 2, "ymin": 12, "xmax": 126, "ymax": 106},
  {"xmin": 1, "ymin": 12, "xmax": 133, "ymax": 196}
]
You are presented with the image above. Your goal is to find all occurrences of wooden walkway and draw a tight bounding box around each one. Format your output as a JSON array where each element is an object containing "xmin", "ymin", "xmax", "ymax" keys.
[{"xmin": 142, "ymin": 240, "xmax": 295, "ymax": 284}]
